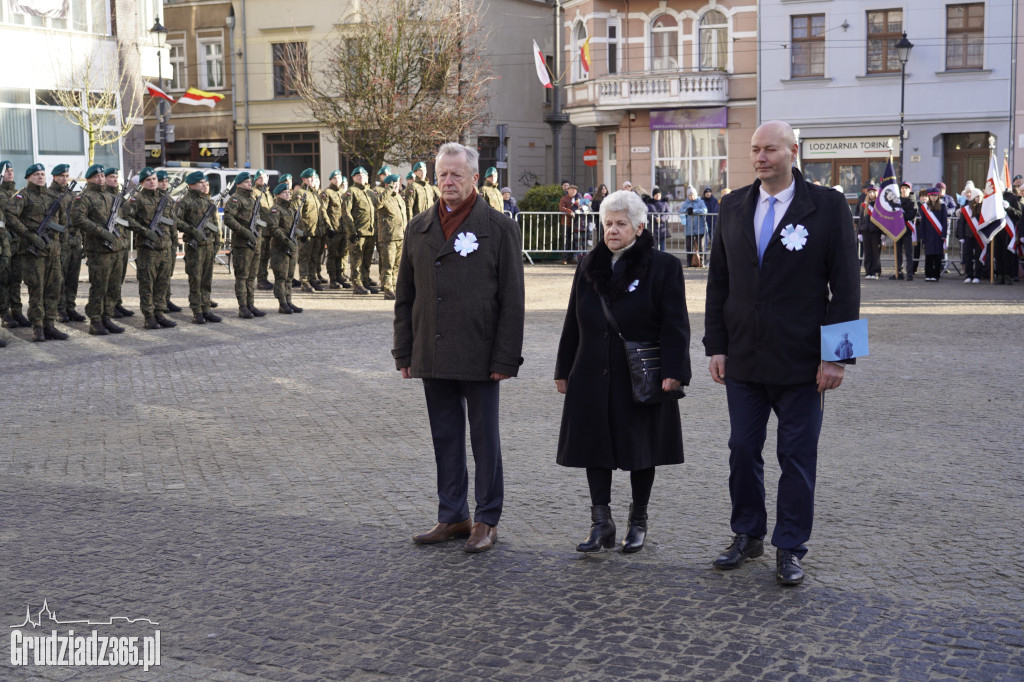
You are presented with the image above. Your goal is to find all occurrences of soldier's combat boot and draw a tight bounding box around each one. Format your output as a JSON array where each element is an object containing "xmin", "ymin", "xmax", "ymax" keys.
[
  {"xmin": 57, "ymin": 311, "xmax": 70, "ymax": 323},
  {"xmin": 238, "ymin": 305, "xmax": 254, "ymax": 319},
  {"xmin": 101, "ymin": 316, "xmax": 124, "ymax": 334},
  {"xmin": 191, "ymin": 312, "xmax": 206, "ymax": 324},
  {"xmin": 288, "ymin": 301, "xmax": 303, "ymax": 313},
  {"xmin": 2, "ymin": 314, "xmax": 18, "ymax": 328},
  {"xmin": 352, "ymin": 284, "xmax": 370, "ymax": 295},
  {"xmin": 114, "ymin": 304, "xmax": 134, "ymax": 317},
  {"xmin": 43, "ymin": 325, "xmax": 69, "ymax": 340},
  {"xmin": 248, "ymin": 304, "xmax": 267, "ymax": 317},
  {"xmin": 310, "ymin": 281, "xmax": 325, "ymax": 292},
  {"xmin": 278, "ymin": 303, "xmax": 293, "ymax": 314},
  {"xmin": 32, "ymin": 326, "xmax": 45, "ymax": 342},
  {"xmin": 66, "ymin": 309, "xmax": 87, "ymax": 322},
  {"xmin": 88, "ymin": 320, "xmax": 109, "ymax": 336},
  {"xmin": 0, "ymin": 335, "xmax": 7, "ymax": 347},
  {"xmin": 257, "ymin": 280, "xmax": 273, "ymax": 290},
  {"xmin": 209, "ymin": 300, "xmax": 219, "ymax": 308},
  {"xmin": 13, "ymin": 310, "xmax": 31, "ymax": 327},
  {"xmin": 143, "ymin": 316, "xmax": 161, "ymax": 330},
  {"xmin": 166, "ymin": 300, "xmax": 183, "ymax": 313},
  {"xmin": 367, "ymin": 278, "xmax": 380, "ymax": 287},
  {"xmin": 383, "ymin": 290, "xmax": 397, "ymax": 301},
  {"xmin": 203, "ymin": 311, "xmax": 222, "ymax": 323},
  {"xmin": 368, "ymin": 285, "xmax": 381, "ymax": 294},
  {"xmin": 154, "ymin": 313, "xmax": 177, "ymax": 328},
  {"xmin": 300, "ymin": 282, "xmax": 314, "ymax": 293},
  {"xmin": 329, "ymin": 281, "xmax": 342, "ymax": 290}
]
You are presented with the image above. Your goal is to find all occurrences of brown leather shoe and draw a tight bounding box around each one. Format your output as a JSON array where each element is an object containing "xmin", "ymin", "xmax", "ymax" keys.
[
  {"xmin": 463, "ymin": 522, "xmax": 497, "ymax": 553},
  {"xmin": 412, "ymin": 519, "xmax": 472, "ymax": 544}
]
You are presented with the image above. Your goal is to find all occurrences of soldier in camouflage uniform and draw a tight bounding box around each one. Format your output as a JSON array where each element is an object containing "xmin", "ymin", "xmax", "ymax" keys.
[
  {"xmin": 2, "ymin": 161, "xmax": 32, "ymax": 329},
  {"xmin": 123, "ymin": 167, "xmax": 177, "ymax": 329},
  {"xmin": 254, "ymin": 169, "xmax": 275, "ymax": 290},
  {"xmin": 322, "ymin": 170, "xmax": 351, "ymax": 289},
  {"xmin": 174, "ymin": 171, "xmax": 222, "ymax": 325},
  {"xmin": 405, "ymin": 161, "xmax": 439, "ymax": 223},
  {"xmin": 156, "ymin": 170, "xmax": 184, "ymax": 314},
  {"xmin": 268, "ymin": 182, "xmax": 303, "ymax": 314},
  {"xmin": 47, "ymin": 164, "xmax": 85, "ymax": 324},
  {"xmin": 71, "ymin": 164, "xmax": 128, "ymax": 336},
  {"xmin": 105, "ymin": 168, "xmax": 135, "ymax": 319},
  {"xmin": 376, "ymin": 173, "xmax": 407, "ymax": 301},
  {"xmin": 292, "ymin": 168, "xmax": 325, "ymax": 292},
  {"xmin": 480, "ymin": 166, "xmax": 504, "ymax": 212},
  {"xmin": 348, "ymin": 167, "xmax": 378, "ymax": 295},
  {"xmin": 0, "ymin": 160, "xmax": 19, "ymax": 336},
  {"xmin": 222, "ymin": 171, "xmax": 265, "ymax": 319},
  {"xmin": 4, "ymin": 163, "xmax": 69, "ymax": 341}
]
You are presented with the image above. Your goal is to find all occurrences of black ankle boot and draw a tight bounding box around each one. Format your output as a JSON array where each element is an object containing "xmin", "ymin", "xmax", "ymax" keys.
[
  {"xmin": 621, "ymin": 503, "xmax": 648, "ymax": 553},
  {"xmin": 576, "ymin": 505, "xmax": 615, "ymax": 553}
]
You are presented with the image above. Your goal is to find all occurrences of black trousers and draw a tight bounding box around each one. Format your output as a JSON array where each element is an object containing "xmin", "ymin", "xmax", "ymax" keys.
[
  {"xmin": 895, "ymin": 234, "xmax": 917, "ymax": 276},
  {"xmin": 724, "ymin": 378, "xmax": 823, "ymax": 558},
  {"xmin": 862, "ymin": 232, "xmax": 881, "ymax": 275},
  {"xmin": 422, "ymin": 378, "xmax": 504, "ymax": 526}
]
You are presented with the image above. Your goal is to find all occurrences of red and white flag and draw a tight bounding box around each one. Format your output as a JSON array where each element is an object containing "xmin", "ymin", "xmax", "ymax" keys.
[
  {"xmin": 979, "ymin": 151, "xmax": 1006, "ymax": 233},
  {"xmin": 178, "ymin": 88, "xmax": 225, "ymax": 108},
  {"xmin": 532, "ymin": 40, "xmax": 552, "ymax": 89},
  {"xmin": 145, "ymin": 82, "xmax": 175, "ymax": 103}
]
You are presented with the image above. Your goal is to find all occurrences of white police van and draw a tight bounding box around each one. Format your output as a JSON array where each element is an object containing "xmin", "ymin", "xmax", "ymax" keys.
[{"xmin": 155, "ymin": 162, "xmax": 279, "ymax": 197}]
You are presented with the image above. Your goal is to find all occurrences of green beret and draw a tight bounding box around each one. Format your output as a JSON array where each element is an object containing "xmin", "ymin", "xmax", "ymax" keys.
[
  {"xmin": 484, "ymin": 167, "xmax": 497, "ymax": 178},
  {"xmin": 412, "ymin": 161, "xmax": 427, "ymax": 172},
  {"xmin": 255, "ymin": 169, "xmax": 268, "ymax": 180},
  {"xmin": 300, "ymin": 168, "xmax": 317, "ymax": 179},
  {"xmin": 351, "ymin": 166, "xmax": 368, "ymax": 177},
  {"xmin": 156, "ymin": 170, "xmax": 169, "ymax": 181},
  {"xmin": 0, "ymin": 160, "xmax": 11, "ymax": 172},
  {"xmin": 85, "ymin": 164, "xmax": 105, "ymax": 179},
  {"xmin": 25, "ymin": 163, "xmax": 45, "ymax": 178},
  {"xmin": 280, "ymin": 174, "xmax": 292, "ymax": 183},
  {"xmin": 406, "ymin": 171, "xmax": 414, "ymax": 180},
  {"xmin": 185, "ymin": 171, "xmax": 206, "ymax": 185},
  {"xmin": 234, "ymin": 171, "xmax": 252, "ymax": 185},
  {"xmin": 272, "ymin": 182, "xmax": 290, "ymax": 196},
  {"xmin": 103, "ymin": 168, "xmax": 118, "ymax": 176},
  {"xmin": 329, "ymin": 169, "xmax": 343, "ymax": 180},
  {"xmin": 52, "ymin": 163, "xmax": 70, "ymax": 175},
  {"xmin": 377, "ymin": 165, "xmax": 390, "ymax": 176},
  {"xmin": 138, "ymin": 167, "xmax": 156, "ymax": 181},
  {"xmin": 384, "ymin": 173, "xmax": 400, "ymax": 184}
]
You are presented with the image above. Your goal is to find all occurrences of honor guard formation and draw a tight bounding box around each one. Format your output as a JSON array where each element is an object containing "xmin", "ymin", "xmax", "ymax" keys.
[{"xmin": 0, "ymin": 160, "xmax": 446, "ymax": 345}]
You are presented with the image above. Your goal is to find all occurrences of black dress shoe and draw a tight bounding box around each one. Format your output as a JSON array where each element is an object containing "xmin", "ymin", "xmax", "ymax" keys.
[
  {"xmin": 154, "ymin": 313, "xmax": 177, "ymax": 328},
  {"xmin": 577, "ymin": 505, "xmax": 615, "ymax": 553},
  {"xmin": 248, "ymin": 305, "xmax": 267, "ymax": 317},
  {"xmin": 114, "ymin": 304, "xmax": 134, "ymax": 317},
  {"xmin": 66, "ymin": 309, "xmax": 87, "ymax": 322},
  {"xmin": 13, "ymin": 311, "xmax": 32, "ymax": 327},
  {"xmin": 203, "ymin": 311, "xmax": 222, "ymax": 323},
  {"xmin": 713, "ymin": 533, "xmax": 764, "ymax": 570},
  {"xmin": 776, "ymin": 549, "xmax": 805, "ymax": 586},
  {"xmin": 101, "ymin": 316, "xmax": 124, "ymax": 334},
  {"xmin": 43, "ymin": 325, "xmax": 69, "ymax": 340},
  {"xmin": 166, "ymin": 300, "xmax": 183, "ymax": 313}
]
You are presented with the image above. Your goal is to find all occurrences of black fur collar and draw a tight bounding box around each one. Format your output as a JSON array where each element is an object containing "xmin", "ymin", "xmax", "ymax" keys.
[{"xmin": 582, "ymin": 229, "xmax": 654, "ymax": 300}]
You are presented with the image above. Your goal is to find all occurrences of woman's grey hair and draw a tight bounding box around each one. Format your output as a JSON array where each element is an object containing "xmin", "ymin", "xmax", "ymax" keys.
[
  {"xmin": 436, "ymin": 142, "xmax": 479, "ymax": 174},
  {"xmin": 599, "ymin": 189, "xmax": 647, "ymax": 229}
]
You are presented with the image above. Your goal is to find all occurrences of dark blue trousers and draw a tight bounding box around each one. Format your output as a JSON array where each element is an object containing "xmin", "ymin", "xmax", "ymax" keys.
[
  {"xmin": 725, "ymin": 378, "xmax": 823, "ymax": 557},
  {"xmin": 422, "ymin": 379, "xmax": 504, "ymax": 526}
]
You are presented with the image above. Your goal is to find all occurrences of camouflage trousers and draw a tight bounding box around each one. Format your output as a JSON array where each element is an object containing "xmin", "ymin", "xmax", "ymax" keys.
[
  {"xmin": 59, "ymin": 239, "xmax": 83, "ymax": 315},
  {"xmin": 136, "ymin": 245, "xmax": 172, "ymax": 318},
  {"xmin": 232, "ymin": 244, "xmax": 259, "ymax": 307},
  {"xmin": 117, "ymin": 248, "xmax": 129, "ymax": 306},
  {"xmin": 84, "ymin": 249, "xmax": 123, "ymax": 321},
  {"xmin": 326, "ymin": 231, "xmax": 349, "ymax": 283},
  {"xmin": 166, "ymin": 241, "xmax": 178, "ymax": 304},
  {"xmin": 348, "ymin": 235, "xmax": 376, "ymax": 288},
  {"xmin": 309, "ymin": 233, "xmax": 327, "ymax": 281},
  {"xmin": 21, "ymin": 250, "xmax": 61, "ymax": 327},
  {"xmin": 378, "ymin": 239, "xmax": 402, "ymax": 294},
  {"xmin": 6, "ymin": 250, "xmax": 24, "ymax": 314},
  {"xmin": 0, "ymin": 251, "xmax": 8, "ymax": 316},
  {"xmin": 270, "ymin": 247, "xmax": 297, "ymax": 307},
  {"xmin": 184, "ymin": 240, "xmax": 216, "ymax": 314},
  {"xmin": 256, "ymin": 233, "xmax": 272, "ymax": 282},
  {"xmin": 297, "ymin": 236, "xmax": 318, "ymax": 284}
]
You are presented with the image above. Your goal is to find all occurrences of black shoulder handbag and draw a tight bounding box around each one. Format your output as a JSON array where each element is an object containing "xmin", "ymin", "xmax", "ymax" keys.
[{"xmin": 599, "ymin": 295, "xmax": 684, "ymax": 405}]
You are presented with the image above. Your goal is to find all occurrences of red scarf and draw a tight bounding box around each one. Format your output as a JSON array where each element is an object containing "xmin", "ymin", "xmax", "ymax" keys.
[{"xmin": 438, "ymin": 189, "xmax": 477, "ymax": 241}]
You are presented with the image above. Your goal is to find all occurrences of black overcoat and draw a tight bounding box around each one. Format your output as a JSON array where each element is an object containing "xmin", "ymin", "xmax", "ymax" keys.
[
  {"xmin": 555, "ymin": 231, "xmax": 691, "ymax": 470},
  {"xmin": 703, "ymin": 168, "xmax": 861, "ymax": 385}
]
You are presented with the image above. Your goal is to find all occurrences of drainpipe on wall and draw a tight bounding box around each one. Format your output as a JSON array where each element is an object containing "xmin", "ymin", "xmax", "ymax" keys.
[{"xmin": 241, "ymin": 0, "xmax": 251, "ymax": 168}]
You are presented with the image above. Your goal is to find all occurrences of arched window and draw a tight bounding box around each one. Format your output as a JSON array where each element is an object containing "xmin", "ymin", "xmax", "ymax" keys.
[
  {"xmin": 650, "ymin": 14, "xmax": 678, "ymax": 71},
  {"xmin": 573, "ymin": 21, "xmax": 589, "ymax": 82},
  {"xmin": 699, "ymin": 10, "xmax": 728, "ymax": 71}
]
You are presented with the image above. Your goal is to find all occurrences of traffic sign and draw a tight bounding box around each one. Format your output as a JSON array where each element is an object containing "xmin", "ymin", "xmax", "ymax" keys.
[{"xmin": 583, "ymin": 148, "xmax": 598, "ymax": 167}]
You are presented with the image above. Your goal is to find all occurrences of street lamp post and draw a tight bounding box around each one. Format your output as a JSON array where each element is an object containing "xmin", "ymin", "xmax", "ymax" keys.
[
  {"xmin": 150, "ymin": 18, "xmax": 169, "ymax": 166},
  {"xmin": 895, "ymin": 32, "xmax": 914, "ymax": 184}
]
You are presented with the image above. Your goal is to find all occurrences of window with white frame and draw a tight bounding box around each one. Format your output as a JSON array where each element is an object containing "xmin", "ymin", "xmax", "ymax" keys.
[
  {"xmin": 0, "ymin": 0, "xmax": 109, "ymax": 34},
  {"xmin": 572, "ymin": 21, "xmax": 589, "ymax": 82},
  {"xmin": 650, "ymin": 14, "xmax": 678, "ymax": 71},
  {"xmin": 604, "ymin": 132, "xmax": 617, "ymax": 190},
  {"xmin": 699, "ymin": 10, "xmax": 728, "ymax": 71},
  {"xmin": 653, "ymin": 128, "xmax": 728, "ymax": 199},
  {"xmin": 167, "ymin": 40, "xmax": 186, "ymax": 91},
  {"xmin": 607, "ymin": 18, "xmax": 619, "ymax": 75},
  {"xmin": 199, "ymin": 38, "xmax": 225, "ymax": 90}
]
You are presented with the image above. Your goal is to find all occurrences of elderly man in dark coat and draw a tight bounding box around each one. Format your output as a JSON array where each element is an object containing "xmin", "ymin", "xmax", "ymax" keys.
[
  {"xmin": 704, "ymin": 120, "xmax": 860, "ymax": 586},
  {"xmin": 393, "ymin": 142, "xmax": 525, "ymax": 554}
]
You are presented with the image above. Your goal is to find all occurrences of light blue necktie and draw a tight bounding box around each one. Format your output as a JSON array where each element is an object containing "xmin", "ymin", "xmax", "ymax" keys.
[{"xmin": 758, "ymin": 196, "xmax": 778, "ymax": 266}]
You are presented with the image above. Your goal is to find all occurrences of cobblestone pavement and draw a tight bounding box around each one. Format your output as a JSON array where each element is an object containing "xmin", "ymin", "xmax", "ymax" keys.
[{"xmin": 1, "ymin": 263, "xmax": 1022, "ymax": 680}]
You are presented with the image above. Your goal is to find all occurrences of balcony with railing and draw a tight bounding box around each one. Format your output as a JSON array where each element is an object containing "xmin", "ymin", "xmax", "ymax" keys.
[{"xmin": 565, "ymin": 71, "xmax": 729, "ymax": 126}]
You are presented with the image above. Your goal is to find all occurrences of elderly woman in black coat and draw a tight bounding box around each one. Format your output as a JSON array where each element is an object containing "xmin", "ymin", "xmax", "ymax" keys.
[{"xmin": 554, "ymin": 190, "xmax": 691, "ymax": 553}]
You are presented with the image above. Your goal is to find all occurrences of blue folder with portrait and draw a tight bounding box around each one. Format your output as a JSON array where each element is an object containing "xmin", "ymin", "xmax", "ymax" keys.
[{"xmin": 821, "ymin": 319, "xmax": 868, "ymax": 361}]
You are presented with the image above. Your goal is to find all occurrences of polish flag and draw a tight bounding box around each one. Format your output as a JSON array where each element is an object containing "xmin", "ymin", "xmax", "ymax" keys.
[
  {"xmin": 532, "ymin": 40, "xmax": 552, "ymax": 89},
  {"xmin": 145, "ymin": 82, "xmax": 175, "ymax": 103}
]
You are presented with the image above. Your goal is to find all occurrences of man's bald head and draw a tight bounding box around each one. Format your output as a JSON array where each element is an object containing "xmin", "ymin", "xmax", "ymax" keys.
[{"xmin": 751, "ymin": 120, "xmax": 799, "ymax": 194}]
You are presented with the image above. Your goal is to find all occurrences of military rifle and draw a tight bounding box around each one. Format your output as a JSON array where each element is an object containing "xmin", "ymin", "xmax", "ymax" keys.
[
  {"xmin": 26, "ymin": 178, "xmax": 76, "ymax": 257},
  {"xmin": 243, "ymin": 188, "xmax": 265, "ymax": 249},
  {"xmin": 145, "ymin": 177, "xmax": 183, "ymax": 247},
  {"xmin": 187, "ymin": 180, "xmax": 236, "ymax": 249},
  {"xmin": 102, "ymin": 168, "xmax": 139, "ymax": 251},
  {"xmin": 286, "ymin": 194, "xmax": 306, "ymax": 255}
]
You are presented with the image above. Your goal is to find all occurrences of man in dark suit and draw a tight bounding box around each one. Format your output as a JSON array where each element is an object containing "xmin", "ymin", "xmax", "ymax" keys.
[
  {"xmin": 703, "ymin": 120, "xmax": 860, "ymax": 585},
  {"xmin": 393, "ymin": 142, "xmax": 525, "ymax": 554}
]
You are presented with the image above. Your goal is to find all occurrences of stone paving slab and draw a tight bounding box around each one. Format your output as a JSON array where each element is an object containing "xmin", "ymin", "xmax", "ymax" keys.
[{"xmin": 1, "ymin": 265, "xmax": 1022, "ymax": 680}]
